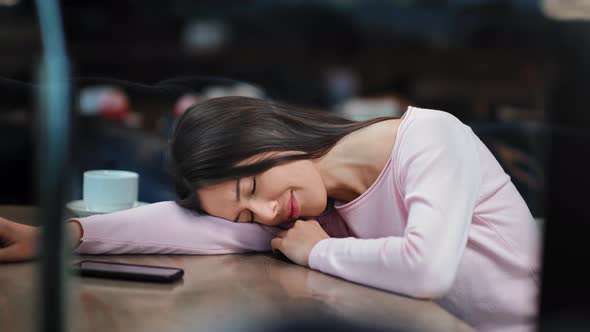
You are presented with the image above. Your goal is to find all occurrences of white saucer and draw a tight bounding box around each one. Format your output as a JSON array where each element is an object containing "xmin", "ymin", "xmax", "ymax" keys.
[{"xmin": 65, "ymin": 200, "xmax": 149, "ymax": 217}]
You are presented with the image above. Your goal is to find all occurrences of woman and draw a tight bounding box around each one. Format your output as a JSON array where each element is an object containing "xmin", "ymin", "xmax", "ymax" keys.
[{"xmin": 0, "ymin": 96, "xmax": 540, "ymax": 331}]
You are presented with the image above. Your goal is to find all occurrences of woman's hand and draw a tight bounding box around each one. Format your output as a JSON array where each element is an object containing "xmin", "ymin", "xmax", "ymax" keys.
[
  {"xmin": 271, "ymin": 219, "xmax": 330, "ymax": 267},
  {"xmin": 0, "ymin": 216, "xmax": 40, "ymax": 262}
]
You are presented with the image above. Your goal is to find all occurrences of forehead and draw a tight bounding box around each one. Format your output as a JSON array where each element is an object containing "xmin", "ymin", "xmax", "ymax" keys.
[
  {"xmin": 197, "ymin": 152, "xmax": 269, "ymax": 204},
  {"xmin": 198, "ymin": 179, "xmax": 238, "ymax": 218},
  {"xmin": 199, "ymin": 180, "xmax": 237, "ymax": 202}
]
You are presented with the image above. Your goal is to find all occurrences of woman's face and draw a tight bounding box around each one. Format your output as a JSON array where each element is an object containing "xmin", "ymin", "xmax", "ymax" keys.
[{"xmin": 198, "ymin": 153, "xmax": 328, "ymax": 226}]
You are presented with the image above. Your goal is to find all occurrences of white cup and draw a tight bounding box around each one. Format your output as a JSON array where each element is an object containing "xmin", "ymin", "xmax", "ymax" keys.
[{"xmin": 83, "ymin": 170, "xmax": 139, "ymax": 212}]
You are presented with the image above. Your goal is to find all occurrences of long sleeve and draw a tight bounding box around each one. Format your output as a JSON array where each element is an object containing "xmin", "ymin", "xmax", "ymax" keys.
[
  {"xmin": 308, "ymin": 111, "xmax": 481, "ymax": 299},
  {"xmin": 71, "ymin": 201, "xmax": 277, "ymax": 255}
]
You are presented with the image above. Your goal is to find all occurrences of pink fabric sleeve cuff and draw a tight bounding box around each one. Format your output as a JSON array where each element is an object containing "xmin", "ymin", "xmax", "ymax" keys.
[{"xmin": 308, "ymin": 237, "xmax": 336, "ymax": 271}]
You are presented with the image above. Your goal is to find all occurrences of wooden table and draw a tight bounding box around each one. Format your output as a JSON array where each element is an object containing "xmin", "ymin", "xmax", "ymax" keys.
[{"xmin": 0, "ymin": 206, "xmax": 474, "ymax": 332}]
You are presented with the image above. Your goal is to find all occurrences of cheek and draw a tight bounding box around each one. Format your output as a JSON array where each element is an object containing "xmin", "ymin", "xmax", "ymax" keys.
[
  {"xmin": 264, "ymin": 162, "xmax": 310, "ymax": 188},
  {"xmin": 306, "ymin": 181, "xmax": 328, "ymax": 215},
  {"xmin": 291, "ymin": 164, "xmax": 327, "ymax": 215}
]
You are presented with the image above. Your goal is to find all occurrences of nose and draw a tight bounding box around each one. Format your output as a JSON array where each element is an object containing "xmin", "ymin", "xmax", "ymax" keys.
[{"xmin": 249, "ymin": 198, "xmax": 279, "ymax": 222}]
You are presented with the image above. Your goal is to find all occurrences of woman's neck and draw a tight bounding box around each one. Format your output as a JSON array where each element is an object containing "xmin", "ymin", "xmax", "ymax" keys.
[{"xmin": 314, "ymin": 119, "xmax": 402, "ymax": 202}]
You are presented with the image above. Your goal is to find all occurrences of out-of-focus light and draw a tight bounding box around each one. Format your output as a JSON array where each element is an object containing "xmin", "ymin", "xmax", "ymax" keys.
[
  {"xmin": 0, "ymin": 0, "xmax": 20, "ymax": 6},
  {"xmin": 79, "ymin": 86, "xmax": 130, "ymax": 120},
  {"xmin": 174, "ymin": 94, "xmax": 200, "ymax": 118},
  {"xmin": 337, "ymin": 98, "xmax": 402, "ymax": 121},
  {"xmin": 202, "ymin": 84, "xmax": 264, "ymax": 100},
  {"xmin": 182, "ymin": 20, "xmax": 229, "ymax": 54},
  {"xmin": 543, "ymin": 0, "xmax": 590, "ymax": 21}
]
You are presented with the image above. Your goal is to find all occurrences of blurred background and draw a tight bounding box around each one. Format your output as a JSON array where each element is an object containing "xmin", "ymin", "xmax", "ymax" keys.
[
  {"xmin": 2, "ymin": 0, "xmax": 563, "ymax": 212},
  {"xmin": 1, "ymin": 0, "xmax": 590, "ymax": 329}
]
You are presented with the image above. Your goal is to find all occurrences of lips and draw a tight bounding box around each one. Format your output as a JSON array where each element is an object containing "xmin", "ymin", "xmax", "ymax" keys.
[{"xmin": 288, "ymin": 191, "xmax": 300, "ymax": 220}]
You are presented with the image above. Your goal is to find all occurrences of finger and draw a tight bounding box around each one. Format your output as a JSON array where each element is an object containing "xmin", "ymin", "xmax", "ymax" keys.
[
  {"xmin": 271, "ymin": 238, "xmax": 283, "ymax": 253},
  {"xmin": 294, "ymin": 219, "xmax": 307, "ymax": 227},
  {"xmin": 0, "ymin": 245, "xmax": 27, "ymax": 263},
  {"xmin": 276, "ymin": 230, "xmax": 288, "ymax": 238}
]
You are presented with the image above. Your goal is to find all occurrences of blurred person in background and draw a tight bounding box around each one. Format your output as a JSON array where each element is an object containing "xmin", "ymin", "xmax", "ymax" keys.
[
  {"xmin": 1, "ymin": 96, "xmax": 540, "ymax": 332},
  {"xmin": 336, "ymin": 76, "xmax": 413, "ymax": 121}
]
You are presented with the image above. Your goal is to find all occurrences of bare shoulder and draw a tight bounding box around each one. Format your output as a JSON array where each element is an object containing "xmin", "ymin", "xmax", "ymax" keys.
[
  {"xmin": 371, "ymin": 118, "xmax": 403, "ymax": 143},
  {"xmin": 362, "ymin": 119, "xmax": 404, "ymax": 162},
  {"xmin": 344, "ymin": 118, "xmax": 404, "ymax": 153}
]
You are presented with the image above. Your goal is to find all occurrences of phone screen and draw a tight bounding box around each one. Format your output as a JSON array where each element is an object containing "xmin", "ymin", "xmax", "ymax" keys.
[{"xmin": 73, "ymin": 260, "xmax": 184, "ymax": 283}]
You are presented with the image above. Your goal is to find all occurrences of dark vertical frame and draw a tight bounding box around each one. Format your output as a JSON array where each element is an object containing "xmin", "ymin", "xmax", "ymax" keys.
[
  {"xmin": 540, "ymin": 20, "xmax": 590, "ymax": 330},
  {"xmin": 34, "ymin": 1, "xmax": 71, "ymax": 331}
]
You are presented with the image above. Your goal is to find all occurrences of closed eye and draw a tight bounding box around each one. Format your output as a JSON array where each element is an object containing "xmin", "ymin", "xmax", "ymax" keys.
[
  {"xmin": 249, "ymin": 177, "xmax": 256, "ymax": 223},
  {"xmin": 233, "ymin": 176, "xmax": 257, "ymax": 223}
]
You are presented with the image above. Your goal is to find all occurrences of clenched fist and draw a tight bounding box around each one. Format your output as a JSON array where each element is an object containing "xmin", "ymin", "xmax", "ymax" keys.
[{"xmin": 271, "ymin": 219, "xmax": 330, "ymax": 267}]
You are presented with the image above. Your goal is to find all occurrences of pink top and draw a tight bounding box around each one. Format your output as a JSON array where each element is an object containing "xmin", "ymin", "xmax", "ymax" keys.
[{"xmin": 72, "ymin": 106, "xmax": 541, "ymax": 332}]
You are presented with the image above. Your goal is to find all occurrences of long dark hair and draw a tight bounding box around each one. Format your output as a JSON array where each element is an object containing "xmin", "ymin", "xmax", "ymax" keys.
[{"xmin": 169, "ymin": 96, "xmax": 395, "ymax": 213}]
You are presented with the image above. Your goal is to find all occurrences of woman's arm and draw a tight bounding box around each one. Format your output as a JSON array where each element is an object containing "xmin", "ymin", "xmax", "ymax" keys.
[
  {"xmin": 1, "ymin": 197, "xmax": 350, "ymax": 262},
  {"xmin": 0, "ymin": 205, "xmax": 275, "ymax": 262},
  {"xmin": 70, "ymin": 201, "xmax": 277, "ymax": 255},
  {"xmin": 308, "ymin": 111, "xmax": 481, "ymax": 299}
]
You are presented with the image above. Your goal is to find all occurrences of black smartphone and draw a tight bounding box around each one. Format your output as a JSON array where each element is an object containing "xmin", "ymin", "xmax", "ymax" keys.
[{"xmin": 72, "ymin": 260, "xmax": 184, "ymax": 283}]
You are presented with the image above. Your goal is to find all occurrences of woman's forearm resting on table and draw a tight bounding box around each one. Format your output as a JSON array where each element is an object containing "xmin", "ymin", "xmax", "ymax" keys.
[
  {"xmin": 309, "ymin": 236, "xmax": 457, "ymax": 299},
  {"xmin": 68, "ymin": 201, "xmax": 276, "ymax": 255}
]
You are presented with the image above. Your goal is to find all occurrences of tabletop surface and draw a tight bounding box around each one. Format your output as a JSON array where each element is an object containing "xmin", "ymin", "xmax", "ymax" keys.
[{"xmin": 0, "ymin": 205, "xmax": 474, "ymax": 332}]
